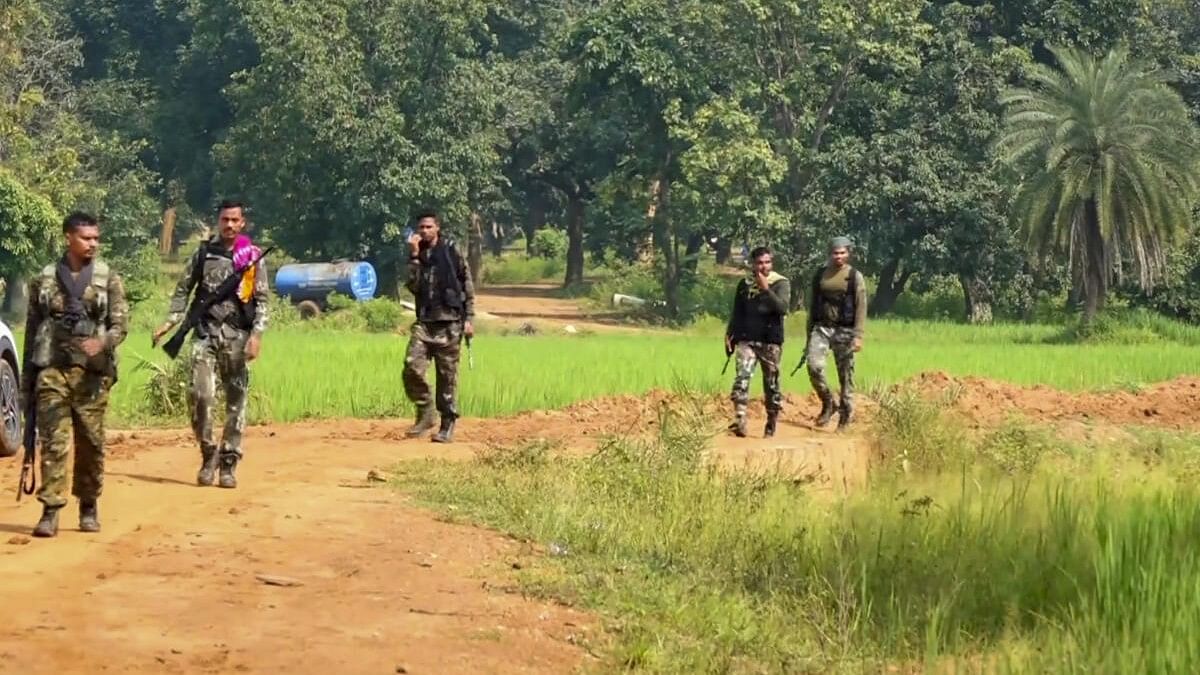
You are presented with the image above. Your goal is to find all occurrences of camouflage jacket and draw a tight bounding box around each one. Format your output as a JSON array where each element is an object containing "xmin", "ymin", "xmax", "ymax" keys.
[
  {"xmin": 22, "ymin": 257, "xmax": 129, "ymax": 392},
  {"xmin": 165, "ymin": 237, "xmax": 270, "ymax": 338},
  {"xmin": 405, "ymin": 237, "xmax": 475, "ymax": 323}
]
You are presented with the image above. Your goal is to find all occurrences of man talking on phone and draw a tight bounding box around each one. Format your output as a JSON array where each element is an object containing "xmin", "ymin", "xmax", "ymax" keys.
[
  {"xmin": 724, "ymin": 246, "xmax": 790, "ymax": 438},
  {"xmin": 401, "ymin": 209, "xmax": 475, "ymax": 443}
]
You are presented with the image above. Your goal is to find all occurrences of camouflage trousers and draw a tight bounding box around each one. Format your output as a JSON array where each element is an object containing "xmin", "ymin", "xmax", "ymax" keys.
[
  {"xmin": 730, "ymin": 341, "xmax": 783, "ymax": 417},
  {"xmin": 403, "ymin": 321, "xmax": 463, "ymax": 418},
  {"xmin": 190, "ymin": 330, "xmax": 250, "ymax": 462},
  {"xmin": 806, "ymin": 326, "xmax": 857, "ymax": 413},
  {"xmin": 35, "ymin": 367, "xmax": 112, "ymax": 508}
]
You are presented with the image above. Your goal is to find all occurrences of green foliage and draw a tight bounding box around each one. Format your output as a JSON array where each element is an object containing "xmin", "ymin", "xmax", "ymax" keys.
[
  {"xmin": 529, "ymin": 228, "xmax": 567, "ymax": 260},
  {"xmin": 482, "ymin": 255, "xmax": 565, "ymax": 285},
  {"xmin": 0, "ymin": 171, "xmax": 59, "ymax": 279},
  {"xmin": 109, "ymin": 244, "xmax": 162, "ymax": 307},
  {"xmin": 998, "ymin": 45, "xmax": 1200, "ymax": 321},
  {"xmin": 357, "ymin": 299, "xmax": 407, "ymax": 334}
]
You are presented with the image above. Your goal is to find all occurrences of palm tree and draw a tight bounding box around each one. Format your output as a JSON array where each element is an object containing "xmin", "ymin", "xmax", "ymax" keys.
[{"xmin": 996, "ymin": 45, "xmax": 1200, "ymax": 325}]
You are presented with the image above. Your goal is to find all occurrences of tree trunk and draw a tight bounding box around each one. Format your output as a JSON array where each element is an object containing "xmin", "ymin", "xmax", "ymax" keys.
[
  {"xmin": 468, "ymin": 211, "xmax": 485, "ymax": 287},
  {"xmin": 524, "ymin": 195, "xmax": 546, "ymax": 255},
  {"xmin": 487, "ymin": 220, "xmax": 504, "ymax": 258},
  {"xmin": 2, "ymin": 274, "xmax": 28, "ymax": 318},
  {"xmin": 869, "ymin": 257, "xmax": 913, "ymax": 316},
  {"xmin": 960, "ymin": 273, "xmax": 994, "ymax": 324},
  {"xmin": 682, "ymin": 232, "xmax": 704, "ymax": 277},
  {"xmin": 564, "ymin": 196, "xmax": 585, "ymax": 288},
  {"xmin": 714, "ymin": 235, "xmax": 731, "ymax": 265},
  {"xmin": 640, "ymin": 179, "xmax": 661, "ymax": 265},
  {"xmin": 1081, "ymin": 199, "xmax": 1107, "ymax": 326},
  {"xmin": 649, "ymin": 174, "xmax": 679, "ymax": 318}
]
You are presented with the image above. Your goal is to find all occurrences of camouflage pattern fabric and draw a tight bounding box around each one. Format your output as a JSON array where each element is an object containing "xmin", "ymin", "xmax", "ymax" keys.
[
  {"xmin": 730, "ymin": 341, "xmax": 783, "ymax": 417},
  {"xmin": 403, "ymin": 322, "xmax": 463, "ymax": 418},
  {"xmin": 166, "ymin": 237, "xmax": 270, "ymax": 337},
  {"xmin": 189, "ymin": 329, "xmax": 250, "ymax": 461},
  {"xmin": 806, "ymin": 326, "xmax": 856, "ymax": 413},
  {"xmin": 35, "ymin": 368, "xmax": 112, "ymax": 508}
]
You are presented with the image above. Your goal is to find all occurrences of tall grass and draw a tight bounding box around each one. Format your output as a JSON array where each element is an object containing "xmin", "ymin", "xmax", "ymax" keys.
[{"xmin": 392, "ymin": 395, "xmax": 1200, "ymax": 672}]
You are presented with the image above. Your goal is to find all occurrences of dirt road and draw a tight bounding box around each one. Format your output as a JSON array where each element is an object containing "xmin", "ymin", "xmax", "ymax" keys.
[{"xmin": 0, "ymin": 403, "xmax": 866, "ymax": 675}]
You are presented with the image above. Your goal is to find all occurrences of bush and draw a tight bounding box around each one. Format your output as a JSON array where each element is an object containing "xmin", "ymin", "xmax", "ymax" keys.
[
  {"xmin": 357, "ymin": 298, "xmax": 407, "ymax": 333},
  {"xmin": 110, "ymin": 244, "xmax": 163, "ymax": 307},
  {"xmin": 530, "ymin": 228, "xmax": 568, "ymax": 260}
]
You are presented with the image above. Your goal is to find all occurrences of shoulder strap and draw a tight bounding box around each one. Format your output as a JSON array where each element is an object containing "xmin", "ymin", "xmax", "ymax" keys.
[
  {"xmin": 190, "ymin": 242, "xmax": 207, "ymax": 288},
  {"xmin": 91, "ymin": 260, "xmax": 110, "ymax": 287},
  {"xmin": 846, "ymin": 265, "xmax": 856, "ymax": 295}
]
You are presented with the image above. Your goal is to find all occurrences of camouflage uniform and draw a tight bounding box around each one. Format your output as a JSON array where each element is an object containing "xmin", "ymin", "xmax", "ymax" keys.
[
  {"xmin": 725, "ymin": 271, "xmax": 790, "ymax": 435},
  {"xmin": 403, "ymin": 237, "xmax": 474, "ymax": 436},
  {"xmin": 165, "ymin": 237, "xmax": 269, "ymax": 475},
  {"xmin": 22, "ymin": 258, "xmax": 128, "ymax": 510},
  {"xmin": 805, "ymin": 264, "xmax": 867, "ymax": 425}
]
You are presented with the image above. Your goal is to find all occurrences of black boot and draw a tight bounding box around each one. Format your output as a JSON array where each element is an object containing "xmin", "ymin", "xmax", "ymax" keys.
[
  {"xmin": 405, "ymin": 405, "xmax": 437, "ymax": 438},
  {"xmin": 836, "ymin": 407, "xmax": 852, "ymax": 433},
  {"xmin": 218, "ymin": 455, "xmax": 238, "ymax": 489},
  {"xmin": 197, "ymin": 448, "xmax": 219, "ymax": 486},
  {"xmin": 728, "ymin": 415, "xmax": 747, "ymax": 438},
  {"xmin": 432, "ymin": 416, "xmax": 456, "ymax": 443},
  {"xmin": 32, "ymin": 505, "xmax": 61, "ymax": 538},
  {"xmin": 815, "ymin": 398, "xmax": 837, "ymax": 427},
  {"xmin": 79, "ymin": 500, "xmax": 100, "ymax": 533},
  {"xmin": 764, "ymin": 412, "xmax": 778, "ymax": 438}
]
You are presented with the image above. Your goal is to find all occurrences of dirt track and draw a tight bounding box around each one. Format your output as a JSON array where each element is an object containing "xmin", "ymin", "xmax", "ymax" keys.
[{"xmin": 0, "ymin": 399, "xmax": 864, "ymax": 675}]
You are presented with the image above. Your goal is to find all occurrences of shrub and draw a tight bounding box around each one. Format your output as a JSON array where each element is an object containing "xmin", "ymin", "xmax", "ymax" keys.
[{"xmin": 530, "ymin": 228, "xmax": 568, "ymax": 260}]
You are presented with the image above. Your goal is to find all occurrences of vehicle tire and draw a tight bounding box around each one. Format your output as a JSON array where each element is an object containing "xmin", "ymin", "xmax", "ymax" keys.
[
  {"xmin": 0, "ymin": 358, "xmax": 20, "ymax": 458},
  {"xmin": 297, "ymin": 300, "xmax": 322, "ymax": 320}
]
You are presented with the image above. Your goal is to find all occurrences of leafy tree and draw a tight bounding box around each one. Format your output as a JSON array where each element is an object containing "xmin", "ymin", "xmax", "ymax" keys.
[{"xmin": 997, "ymin": 45, "xmax": 1200, "ymax": 325}]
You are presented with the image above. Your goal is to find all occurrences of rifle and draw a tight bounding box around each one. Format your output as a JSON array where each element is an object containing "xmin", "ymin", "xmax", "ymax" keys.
[
  {"xmin": 465, "ymin": 335, "xmax": 474, "ymax": 370},
  {"xmin": 790, "ymin": 332, "xmax": 812, "ymax": 376},
  {"xmin": 721, "ymin": 342, "xmax": 734, "ymax": 375},
  {"xmin": 159, "ymin": 247, "xmax": 273, "ymax": 359},
  {"xmin": 17, "ymin": 374, "xmax": 37, "ymax": 501}
]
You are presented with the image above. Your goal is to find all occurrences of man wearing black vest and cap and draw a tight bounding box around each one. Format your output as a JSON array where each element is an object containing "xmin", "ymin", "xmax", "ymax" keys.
[
  {"xmin": 725, "ymin": 246, "xmax": 790, "ymax": 438},
  {"xmin": 402, "ymin": 209, "xmax": 475, "ymax": 443},
  {"xmin": 806, "ymin": 236, "xmax": 867, "ymax": 431}
]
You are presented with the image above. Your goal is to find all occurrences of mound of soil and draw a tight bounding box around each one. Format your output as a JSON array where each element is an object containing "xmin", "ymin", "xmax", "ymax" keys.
[{"xmin": 907, "ymin": 372, "xmax": 1200, "ymax": 431}]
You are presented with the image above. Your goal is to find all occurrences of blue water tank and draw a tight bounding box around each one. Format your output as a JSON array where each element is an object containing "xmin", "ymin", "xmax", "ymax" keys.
[{"xmin": 274, "ymin": 262, "xmax": 378, "ymax": 303}]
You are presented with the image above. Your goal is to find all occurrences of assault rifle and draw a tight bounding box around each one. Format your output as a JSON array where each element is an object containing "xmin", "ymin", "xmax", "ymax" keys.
[
  {"xmin": 159, "ymin": 247, "xmax": 273, "ymax": 359},
  {"xmin": 721, "ymin": 341, "xmax": 734, "ymax": 375},
  {"xmin": 17, "ymin": 372, "xmax": 37, "ymax": 501}
]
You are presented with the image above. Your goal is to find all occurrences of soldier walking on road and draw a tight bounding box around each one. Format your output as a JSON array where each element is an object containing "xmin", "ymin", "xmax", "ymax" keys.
[
  {"xmin": 22, "ymin": 212, "xmax": 129, "ymax": 537},
  {"xmin": 725, "ymin": 246, "xmax": 790, "ymax": 438},
  {"xmin": 402, "ymin": 210, "xmax": 475, "ymax": 444},
  {"xmin": 153, "ymin": 200, "xmax": 270, "ymax": 488},
  {"xmin": 805, "ymin": 236, "xmax": 867, "ymax": 431}
]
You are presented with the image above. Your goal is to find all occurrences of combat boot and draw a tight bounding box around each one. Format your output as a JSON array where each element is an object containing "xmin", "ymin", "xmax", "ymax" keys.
[
  {"xmin": 218, "ymin": 456, "xmax": 238, "ymax": 489},
  {"xmin": 79, "ymin": 500, "xmax": 100, "ymax": 533},
  {"xmin": 836, "ymin": 407, "xmax": 853, "ymax": 433},
  {"xmin": 728, "ymin": 415, "xmax": 747, "ymax": 438},
  {"xmin": 32, "ymin": 505, "xmax": 61, "ymax": 538},
  {"xmin": 815, "ymin": 399, "xmax": 837, "ymax": 427},
  {"xmin": 764, "ymin": 412, "xmax": 778, "ymax": 438},
  {"xmin": 432, "ymin": 416, "xmax": 456, "ymax": 444},
  {"xmin": 197, "ymin": 448, "xmax": 219, "ymax": 486},
  {"xmin": 405, "ymin": 405, "xmax": 437, "ymax": 438}
]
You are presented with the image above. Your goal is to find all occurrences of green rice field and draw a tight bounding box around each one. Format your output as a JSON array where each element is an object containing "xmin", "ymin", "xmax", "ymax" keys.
[{"xmin": 52, "ymin": 312, "xmax": 1199, "ymax": 426}]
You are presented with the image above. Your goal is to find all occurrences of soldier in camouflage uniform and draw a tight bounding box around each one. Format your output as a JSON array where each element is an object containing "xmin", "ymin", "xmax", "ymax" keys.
[
  {"xmin": 402, "ymin": 210, "xmax": 475, "ymax": 443},
  {"xmin": 154, "ymin": 200, "xmax": 269, "ymax": 488},
  {"xmin": 725, "ymin": 246, "xmax": 790, "ymax": 438},
  {"xmin": 22, "ymin": 212, "xmax": 129, "ymax": 537},
  {"xmin": 806, "ymin": 236, "xmax": 867, "ymax": 431}
]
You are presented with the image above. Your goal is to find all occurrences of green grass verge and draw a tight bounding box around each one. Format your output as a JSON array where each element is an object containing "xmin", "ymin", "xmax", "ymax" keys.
[{"xmin": 390, "ymin": 395, "xmax": 1200, "ymax": 672}]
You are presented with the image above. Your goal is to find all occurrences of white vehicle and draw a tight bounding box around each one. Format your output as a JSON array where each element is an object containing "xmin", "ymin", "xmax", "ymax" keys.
[{"xmin": 0, "ymin": 318, "xmax": 21, "ymax": 457}]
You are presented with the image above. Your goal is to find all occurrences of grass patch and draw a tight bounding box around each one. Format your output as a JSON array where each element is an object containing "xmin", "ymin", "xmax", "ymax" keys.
[
  {"xmin": 7, "ymin": 312, "xmax": 1198, "ymax": 427},
  {"xmin": 391, "ymin": 396, "xmax": 1200, "ymax": 673}
]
